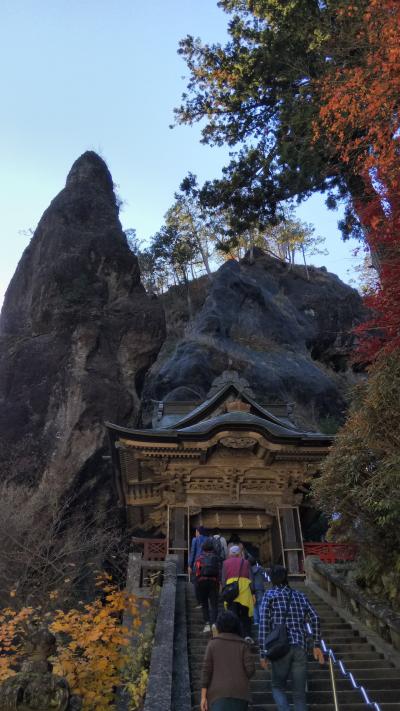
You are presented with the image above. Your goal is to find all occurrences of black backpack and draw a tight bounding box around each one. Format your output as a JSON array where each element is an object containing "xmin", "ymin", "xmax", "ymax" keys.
[
  {"xmin": 213, "ymin": 536, "xmax": 225, "ymax": 562},
  {"xmin": 196, "ymin": 552, "xmax": 219, "ymax": 579}
]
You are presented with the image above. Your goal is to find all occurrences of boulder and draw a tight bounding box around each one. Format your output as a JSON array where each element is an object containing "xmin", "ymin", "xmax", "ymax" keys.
[{"xmin": 143, "ymin": 253, "xmax": 366, "ymax": 430}]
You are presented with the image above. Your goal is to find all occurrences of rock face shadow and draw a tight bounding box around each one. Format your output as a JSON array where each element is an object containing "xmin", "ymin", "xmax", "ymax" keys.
[{"xmin": 143, "ymin": 253, "xmax": 366, "ymax": 431}]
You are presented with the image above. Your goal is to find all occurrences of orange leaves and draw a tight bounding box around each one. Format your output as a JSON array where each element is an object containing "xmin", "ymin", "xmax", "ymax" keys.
[
  {"xmin": 316, "ymin": 0, "xmax": 400, "ymax": 186},
  {"xmin": 0, "ymin": 605, "xmax": 35, "ymax": 682},
  {"xmin": 49, "ymin": 584, "xmax": 145, "ymax": 710},
  {"xmin": 314, "ymin": 1, "xmax": 400, "ymax": 360},
  {"xmin": 0, "ymin": 580, "xmax": 150, "ymax": 710}
]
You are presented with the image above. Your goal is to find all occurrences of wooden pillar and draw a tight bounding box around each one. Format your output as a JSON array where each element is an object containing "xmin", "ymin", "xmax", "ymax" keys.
[
  {"xmin": 282, "ymin": 509, "xmax": 300, "ymax": 575},
  {"xmin": 172, "ymin": 507, "xmax": 186, "ymax": 573}
]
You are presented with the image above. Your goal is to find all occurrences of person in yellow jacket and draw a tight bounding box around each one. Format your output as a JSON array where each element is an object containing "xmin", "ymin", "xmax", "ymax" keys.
[{"xmin": 221, "ymin": 546, "xmax": 254, "ymax": 643}]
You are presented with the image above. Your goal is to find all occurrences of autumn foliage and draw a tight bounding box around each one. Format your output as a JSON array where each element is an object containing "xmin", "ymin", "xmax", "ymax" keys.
[
  {"xmin": 0, "ymin": 575, "xmax": 154, "ymax": 710},
  {"xmin": 313, "ymin": 1, "xmax": 400, "ymax": 606},
  {"xmin": 316, "ymin": 0, "xmax": 400, "ymax": 359}
]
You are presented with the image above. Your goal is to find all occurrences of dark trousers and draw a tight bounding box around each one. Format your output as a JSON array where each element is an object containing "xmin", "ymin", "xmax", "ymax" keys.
[
  {"xmin": 193, "ymin": 576, "xmax": 201, "ymax": 603},
  {"xmin": 211, "ymin": 700, "xmax": 248, "ymax": 711},
  {"xmin": 197, "ymin": 578, "xmax": 219, "ymax": 624},
  {"xmin": 253, "ymin": 589, "xmax": 264, "ymax": 625},
  {"xmin": 270, "ymin": 646, "xmax": 308, "ymax": 711},
  {"xmin": 228, "ymin": 601, "xmax": 252, "ymax": 638}
]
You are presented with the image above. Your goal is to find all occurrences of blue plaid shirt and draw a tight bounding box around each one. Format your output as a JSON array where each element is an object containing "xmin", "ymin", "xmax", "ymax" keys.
[{"xmin": 259, "ymin": 585, "xmax": 320, "ymax": 659}]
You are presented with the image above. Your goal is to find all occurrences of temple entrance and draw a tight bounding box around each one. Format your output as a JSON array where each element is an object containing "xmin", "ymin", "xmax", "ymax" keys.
[
  {"xmin": 162, "ymin": 501, "xmax": 306, "ymax": 572},
  {"xmin": 190, "ymin": 508, "xmax": 273, "ymax": 565}
]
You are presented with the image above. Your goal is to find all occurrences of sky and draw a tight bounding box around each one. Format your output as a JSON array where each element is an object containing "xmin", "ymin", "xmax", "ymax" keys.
[{"xmin": 0, "ymin": 0, "xmax": 361, "ymax": 308}]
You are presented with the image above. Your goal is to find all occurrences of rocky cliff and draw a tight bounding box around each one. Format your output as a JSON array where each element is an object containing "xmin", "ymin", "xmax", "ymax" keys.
[
  {"xmin": 0, "ymin": 152, "xmax": 366, "ymax": 505},
  {"xmin": 143, "ymin": 251, "xmax": 365, "ymax": 430},
  {"xmin": 0, "ymin": 152, "xmax": 165, "ymax": 504}
]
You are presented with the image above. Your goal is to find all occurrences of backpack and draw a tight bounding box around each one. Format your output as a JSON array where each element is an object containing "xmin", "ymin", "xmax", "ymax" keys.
[
  {"xmin": 213, "ymin": 535, "xmax": 226, "ymax": 562},
  {"xmin": 196, "ymin": 552, "xmax": 219, "ymax": 579}
]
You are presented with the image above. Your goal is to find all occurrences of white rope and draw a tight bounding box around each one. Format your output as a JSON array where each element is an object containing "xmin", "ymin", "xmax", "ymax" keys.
[{"xmin": 306, "ymin": 623, "xmax": 382, "ymax": 710}]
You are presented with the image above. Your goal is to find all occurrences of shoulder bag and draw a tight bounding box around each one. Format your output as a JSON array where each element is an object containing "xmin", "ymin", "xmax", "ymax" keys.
[{"xmin": 221, "ymin": 558, "xmax": 244, "ymax": 605}]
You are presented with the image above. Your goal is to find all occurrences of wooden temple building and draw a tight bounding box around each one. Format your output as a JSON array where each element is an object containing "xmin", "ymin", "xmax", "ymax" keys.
[{"xmin": 107, "ymin": 372, "xmax": 333, "ymax": 574}]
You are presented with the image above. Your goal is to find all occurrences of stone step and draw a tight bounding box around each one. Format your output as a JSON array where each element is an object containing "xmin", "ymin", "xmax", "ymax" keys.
[
  {"xmin": 321, "ymin": 623, "xmax": 353, "ymax": 630},
  {"xmin": 190, "ymin": 668, "xmax": 399, "ymax": 684},
  {"xmin": 193, "ymin": 704, "xmax": 400, "ymax": 711},
  {"xmin": 186, "ymin": 583, "xmax": 399, "ymax": 711},
  {"xmin": 191, "ymin": 689, "xmax": 400, "ymax": 703},
  {"xmin": 188, "ymin": 642, "xmax": 375, "ymax": 657},
  {"xmin": 189, "ymin": 648, "xmax": 384, "ymax": 662},
  {"xmin": 188, "ymin": 631, "xmax": 365, "ymax": 646},
  {"xmin": 310, "ymin": 677, "xmax": 400, "ymax": 691}
]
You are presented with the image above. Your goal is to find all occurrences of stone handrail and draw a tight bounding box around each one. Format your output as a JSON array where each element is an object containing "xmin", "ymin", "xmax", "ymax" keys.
[
  {"xmin": 143, "ymin": 556, "xmax": 178, "ymax": 711},
  {"xmin": 121, "ymin": 552, "xmax": 190, "ymax": 711},
  {"xmin": 305, "ymin": 556, "xmax": 400, "ymax": 654}
]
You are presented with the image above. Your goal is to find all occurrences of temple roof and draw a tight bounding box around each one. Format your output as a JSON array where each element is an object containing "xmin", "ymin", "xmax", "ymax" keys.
[
  {"xmin": 106, "ymin": 416, "xmax": 330, "ymax": 447},
  {"xmin": 106, "ymin": 372, "xmax": 333, "ymax": 448},
  {"xmin": 106, "ymin": 387, "xmax": 332, "ymax": 448},
  {"xmin": 169, "ymin": 382, "xmax": 297, "ymax": 430}
]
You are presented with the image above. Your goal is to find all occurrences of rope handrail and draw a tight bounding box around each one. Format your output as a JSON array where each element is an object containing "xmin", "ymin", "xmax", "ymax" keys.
[{"xmin": 306, "ymin": 623, "xmax": 382, "ymax": 711}]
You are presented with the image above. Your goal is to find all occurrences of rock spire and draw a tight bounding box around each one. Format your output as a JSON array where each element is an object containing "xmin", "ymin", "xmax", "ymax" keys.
[{"xmin": 0, "ymin": 152, "xmax": 165, "ymax": 502}]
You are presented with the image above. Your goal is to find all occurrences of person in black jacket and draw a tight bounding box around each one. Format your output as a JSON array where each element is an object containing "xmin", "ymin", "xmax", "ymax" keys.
[{"xmin": 195, "ymin": 538, "xmax": 221, "ymax": 633}]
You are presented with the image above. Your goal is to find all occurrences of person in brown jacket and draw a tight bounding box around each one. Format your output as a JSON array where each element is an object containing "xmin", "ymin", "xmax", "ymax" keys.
[{"xmin": 201, "ymin": 611, "xmax": 255, "ymax": 711}]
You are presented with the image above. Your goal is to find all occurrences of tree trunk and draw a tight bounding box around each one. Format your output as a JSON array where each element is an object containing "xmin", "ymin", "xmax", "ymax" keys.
[
  {"xmin": 197, "ymin": 239, "xmax": 212, "ymax": 277},
  {"xmin": 248, "ymin": 243, "xmax": 255, "ymax": 264},
  {"xmin": 301, "ymin": 244, "xmax": 310, "ymax": 281},
  {"xmin": 183, "ymin": 271, "xmax": 194, "ymax": 320},
  {"xmin": 347, "ymin": 172, "xmax": 385, "ymax": 273}
]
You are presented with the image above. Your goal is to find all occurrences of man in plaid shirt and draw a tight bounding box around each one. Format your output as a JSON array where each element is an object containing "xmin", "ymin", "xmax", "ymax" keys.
[{"xmin": 259, "ymin": 565, "xmax": 324, "ymax": 711}]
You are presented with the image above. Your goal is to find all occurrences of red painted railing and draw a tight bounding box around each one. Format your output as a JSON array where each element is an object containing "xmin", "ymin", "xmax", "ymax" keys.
[
  {"xmin": 132, "ymin": 537, "xmax": 167, "ymax": 561},
  {"xmin": 304, "ymin": 542, "xmax": 357, "ymax": 563}
]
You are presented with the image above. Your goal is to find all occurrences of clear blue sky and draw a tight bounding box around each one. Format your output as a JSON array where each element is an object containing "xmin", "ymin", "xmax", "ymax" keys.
[{"xmin": 0, "ymin": 0, "xmax": 361, "ymax": 307}]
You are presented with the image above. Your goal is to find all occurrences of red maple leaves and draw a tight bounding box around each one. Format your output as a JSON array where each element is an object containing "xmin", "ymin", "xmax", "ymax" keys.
[{"xmin": 317, "ymin": 0, "xmax": 400, "ymax": 360}]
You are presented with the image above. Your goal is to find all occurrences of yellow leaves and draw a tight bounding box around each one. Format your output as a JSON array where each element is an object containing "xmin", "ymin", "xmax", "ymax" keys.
[
  {"xmin": 0, "ymin": 576, "xmax": 153, "ymax": 710},
  {"xmin": 48, "ymin": 580, "xmax": 151, "ymax": 709},
  {"xmin": 83, "ymin": 629, "xmax": 102, "ymax": 643},
  {"xmin": 91, "ymin": 658, "xmax": 108, "ymax": 672},
  {"xmin": 58, "ymin": 659, "xmax": 77, "ymax": 675},
  {"xmin": 0, "ymin": 606, "xmax": 38, "ymax": 682},
  {"xmin": 125, "ymin": 668, "xmax": 149, "ymax": 708}
]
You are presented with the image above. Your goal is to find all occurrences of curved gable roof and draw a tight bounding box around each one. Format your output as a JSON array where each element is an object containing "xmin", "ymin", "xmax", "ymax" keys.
[{"xmin": 170, "ymin": 382, "xmax": 297, "ymax": 430}]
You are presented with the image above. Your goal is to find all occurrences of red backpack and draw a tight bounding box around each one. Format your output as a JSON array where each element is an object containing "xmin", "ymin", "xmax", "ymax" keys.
[{"xmin": 195, "ymin": 551, "xmax": 219, "ymax": 579}]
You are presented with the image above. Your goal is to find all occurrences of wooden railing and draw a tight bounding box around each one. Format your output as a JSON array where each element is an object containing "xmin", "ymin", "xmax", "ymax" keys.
[
  {"xmin": 304, "ymin": 542, "xmax": 358, "ymax": 563},
  {"xmin": 132, "ymin": 537, "xmax": 167, "ymax": 561}
]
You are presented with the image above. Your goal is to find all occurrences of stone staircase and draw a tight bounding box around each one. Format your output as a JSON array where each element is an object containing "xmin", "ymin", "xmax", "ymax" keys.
[{"xmin": 187, "ymin": 582, "xmax": 400, "ymax": 710}]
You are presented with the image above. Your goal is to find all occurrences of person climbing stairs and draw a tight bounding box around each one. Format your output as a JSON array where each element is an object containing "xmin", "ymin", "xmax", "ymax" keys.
[{"xmin": 187, "ymin": 581, "xmax": 400, "ymax": 710}]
